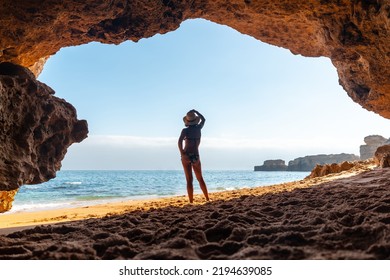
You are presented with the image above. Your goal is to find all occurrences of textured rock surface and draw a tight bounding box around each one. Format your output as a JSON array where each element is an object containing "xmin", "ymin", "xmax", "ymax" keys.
[
  {"xmin": 308, "ymin": 161, "xmax": 356, "ymax": 178},
  {"xmin": 0, "ymin": 190, "xmax": 18, "ymax": 212},
  {"xmin": 254, "ymin": 159, "xmax": 287, "ymax": 171},
  {"xmin": 374, "ymin": 145, "xmax": 390, "ymax": 168},
  {"xmin": 0, "ymin": 0, "xmax": 389, "ymax": 117},
  {"xmin": 360, "ymin": 135, "xmax": 390, "ymax": 160},
  {"xmin": 0, "ymin": 63, "xmax": 88, "ymax": 210},
  {"xmin": 287, "ymin": 153, "xmax": 360, "ymax": 172}
]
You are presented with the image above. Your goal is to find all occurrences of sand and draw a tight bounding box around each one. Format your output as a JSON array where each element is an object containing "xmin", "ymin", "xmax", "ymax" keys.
[{"xmin": 0, "ymin": 161, "xmax": 389, "ymax": 259}]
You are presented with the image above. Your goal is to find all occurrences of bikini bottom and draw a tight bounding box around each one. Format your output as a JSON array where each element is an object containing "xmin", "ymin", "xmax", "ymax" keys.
[{"xmin": 183, "ymin": 153, "xmax": 199, "ymax": 164}]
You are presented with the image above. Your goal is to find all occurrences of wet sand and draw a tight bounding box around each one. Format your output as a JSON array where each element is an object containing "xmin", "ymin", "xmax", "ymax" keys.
[{"xmin": 0, "ymin": 161, "xmax": 389, "ymax": 259}]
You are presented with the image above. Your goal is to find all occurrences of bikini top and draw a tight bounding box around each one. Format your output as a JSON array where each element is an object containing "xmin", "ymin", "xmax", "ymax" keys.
[{"xmin": 184, "ymin": 125, "xmax": 201, "ymax": 141}]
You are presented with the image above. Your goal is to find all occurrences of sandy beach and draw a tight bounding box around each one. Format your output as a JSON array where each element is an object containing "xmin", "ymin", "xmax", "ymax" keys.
[{"xmin": 0, "ymin": 161, "xmax": 389, "ymax": 259}]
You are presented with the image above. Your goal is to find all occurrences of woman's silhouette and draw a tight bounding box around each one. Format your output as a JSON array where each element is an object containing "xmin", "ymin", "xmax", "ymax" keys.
[{"xmin": 178, "ymin": 109, "xmax": 209, "ymax": 203}]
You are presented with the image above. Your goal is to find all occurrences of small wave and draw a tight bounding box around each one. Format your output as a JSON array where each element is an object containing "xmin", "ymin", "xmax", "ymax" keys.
[
  {"xmin": 65, "ymin": 182, "xmax": 82, "ymax": 185},
  {"xmin": 5, "ymin": 201, "xmax": 74, "ymax": 214},
  {"xmin": 215, "ymin": 186, "xmax": 240, "ymax": 191},
  {"xmin": 22, "ymin": 185, "xmax": 41, "ymax": 190}
]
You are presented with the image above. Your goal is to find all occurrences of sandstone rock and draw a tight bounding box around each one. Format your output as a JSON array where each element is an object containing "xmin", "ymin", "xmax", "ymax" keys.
[
  {"xmin": 374, "ymin": 145, "xmax": 390, "ymax": 168},
  {"xmin": 360, "ymin": 135, "xmax": 389, "ymax": 160},
  {"xmin": 287, "ymin": 154, "xmax": 360, "ymax": 172},
  {"xmin": 0, "ymin": 62, "xmax": 88, "ymax": 211},
  {"xmin": 340, "ymin": 161, "xmax": 356, "ymax": 171},
  {"xmin": 0, "ymin": 190, "xmax": 18, "ymax": 212},
  {"xmin": 0, "ymin": 0, "xmax": 389, "ymax": 118},
  {"xmin": 308, "ymin": 161, "xmax": 356, "ymax": 179},
  {"xmin": 254, "ymin": 159, "xmax": 287, "ymax": 171}
]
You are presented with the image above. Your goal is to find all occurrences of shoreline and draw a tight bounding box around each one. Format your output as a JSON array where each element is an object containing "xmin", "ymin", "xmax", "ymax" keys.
[
  {"xmin": 8, "ymin": 169, "xmax": 309, "ymax": 214},
  {"xmin": 0, "ymin": 161, "xmax": 374, "ymax": 234}
]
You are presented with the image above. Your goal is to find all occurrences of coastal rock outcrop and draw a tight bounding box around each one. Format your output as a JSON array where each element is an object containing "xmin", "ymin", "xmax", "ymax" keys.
[
  {"xmin": 374, "ymin": 145, "xmax": 390, "ymax": 168},
  {"xmin": 307, "ymin": 161, "xmax": 356, "ymax": 178},
  {"xmin": 0, "ymin": 62, "xmax": 88, "ymax": 212},
  {"xmin": 254, "ymin": 159, "xmax": 287, "ymax": 171},
  {"xmin": 360, "ymin": 135, "xmax": 390, "ymax": 160},
  {"xmin": 287, "ymin": 153, "xmax": 360, "ymax": 172},
  {"xmin": 0, "ymin": 190, "xmax": 18, "ymax": 213}
]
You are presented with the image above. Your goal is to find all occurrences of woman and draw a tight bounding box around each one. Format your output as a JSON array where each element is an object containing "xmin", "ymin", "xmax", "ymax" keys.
[{"xmin": 178, "ymin": 109, "xmax": 209, "ymax": 203}]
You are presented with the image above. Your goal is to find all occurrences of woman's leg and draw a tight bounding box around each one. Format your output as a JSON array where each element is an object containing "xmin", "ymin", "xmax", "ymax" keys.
[
  {"xmin": 193, "ymin": 160, "xmax": 209, "ymax": 201},
  {"xmin": 181, "ymin": 157, "xmax": 194, "ymax": 203}
]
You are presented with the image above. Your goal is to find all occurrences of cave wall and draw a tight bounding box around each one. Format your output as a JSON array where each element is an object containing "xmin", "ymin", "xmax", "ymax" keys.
[
  {"xmin": 0, "ymin": 62, "xmax": 88, "ymax": 211},
  {"xmin": 0, "ymin": 0, "xmax": 389, "ymax": 207}
]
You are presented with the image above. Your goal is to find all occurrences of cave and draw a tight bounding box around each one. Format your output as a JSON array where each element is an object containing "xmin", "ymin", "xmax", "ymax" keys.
[{"xmin": 0, "ymin": 0, "xmax": 389, "ymax": 212}]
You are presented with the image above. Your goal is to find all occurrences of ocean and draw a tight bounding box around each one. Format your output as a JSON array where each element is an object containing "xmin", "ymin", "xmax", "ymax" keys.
[{"xmin": 9, "ymin": 170, "xmax": 309, "ymax": 213}]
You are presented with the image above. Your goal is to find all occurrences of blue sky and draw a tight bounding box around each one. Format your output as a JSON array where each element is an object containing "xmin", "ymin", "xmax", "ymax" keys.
[{"xmin": 38, "ymin": 19, "xmax": 389, "ymax": 170}]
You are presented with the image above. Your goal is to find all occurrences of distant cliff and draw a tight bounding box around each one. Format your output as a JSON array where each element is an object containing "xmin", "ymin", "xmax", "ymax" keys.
[
  {"xmin": 254, "ymin": 160, "xmax": 287, "ymax": 171},
  {"xmin": 255, "ymin": 153, "xmax": 360, "ymax": 172},
  {"xmin": 255, "ymin": 135, "xmax": 390, "ymax": 172},
  {"xmin": 360, "ymin": 135, "xmax": 390, "ymax": 160},
  {"xmin": 287, "ymin": 154, "xmax": 360, "ymax": 171}
]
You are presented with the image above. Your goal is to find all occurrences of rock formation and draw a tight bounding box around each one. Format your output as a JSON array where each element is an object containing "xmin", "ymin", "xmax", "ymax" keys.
[
  {"xmin": 0, "ymin": 62, "xmax": 88, "ymax": 212},
  {"xmin": 287, "ymin": 153, "xmax": 360, "ymax": 172},
  {"xmin": 360, "ymin": 135, "xmax": 390, "ymax": 160},
  {"xmin": 0, "ymin": 1, "xmax": 389, "ymax": 210},
  {"xmin": 254, "ymin": 159, "xmax": 287, "ymax": 171},
  {"xmin": 255, "ymin": 153, "xmax": 360, "ymax": 172},
  {"xmin": 307, "ymin": 161, "xmax": 356, "ymax": 178},
  {"xmin": 374, "ymin": 145, "xmax": 390, "ymax": 168},
  {"xmin": 0, "ymin": 189, "xmax": 17, "ymax": 213}
]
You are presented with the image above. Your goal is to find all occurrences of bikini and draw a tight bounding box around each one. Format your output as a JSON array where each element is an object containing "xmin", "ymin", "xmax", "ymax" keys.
[
  {"xmin": 183, "ymin": 126, "xmax": 201, "ymax": 163},
  {"xmin": 185, "ymin": 150, "xmax": 199, "ymax": 164},
  {"xmin": 184, "ymin": 137, "xmax": 200, "ymax": 163}
]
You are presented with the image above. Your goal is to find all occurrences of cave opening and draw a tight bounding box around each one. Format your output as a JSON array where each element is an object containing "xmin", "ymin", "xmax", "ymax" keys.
[
  {"xmin": 3, "ymin": 19, "xmax": 389, "ymax": 213},
  {"xmin": 36, "ymin": 19, "xmax": 388, "ymax": 171}
]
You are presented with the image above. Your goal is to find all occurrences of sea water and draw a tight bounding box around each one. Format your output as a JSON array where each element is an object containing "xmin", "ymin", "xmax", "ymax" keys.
[{"xmin": 9, "ymin": 170, "xmax": 309, "ymax": 213}]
